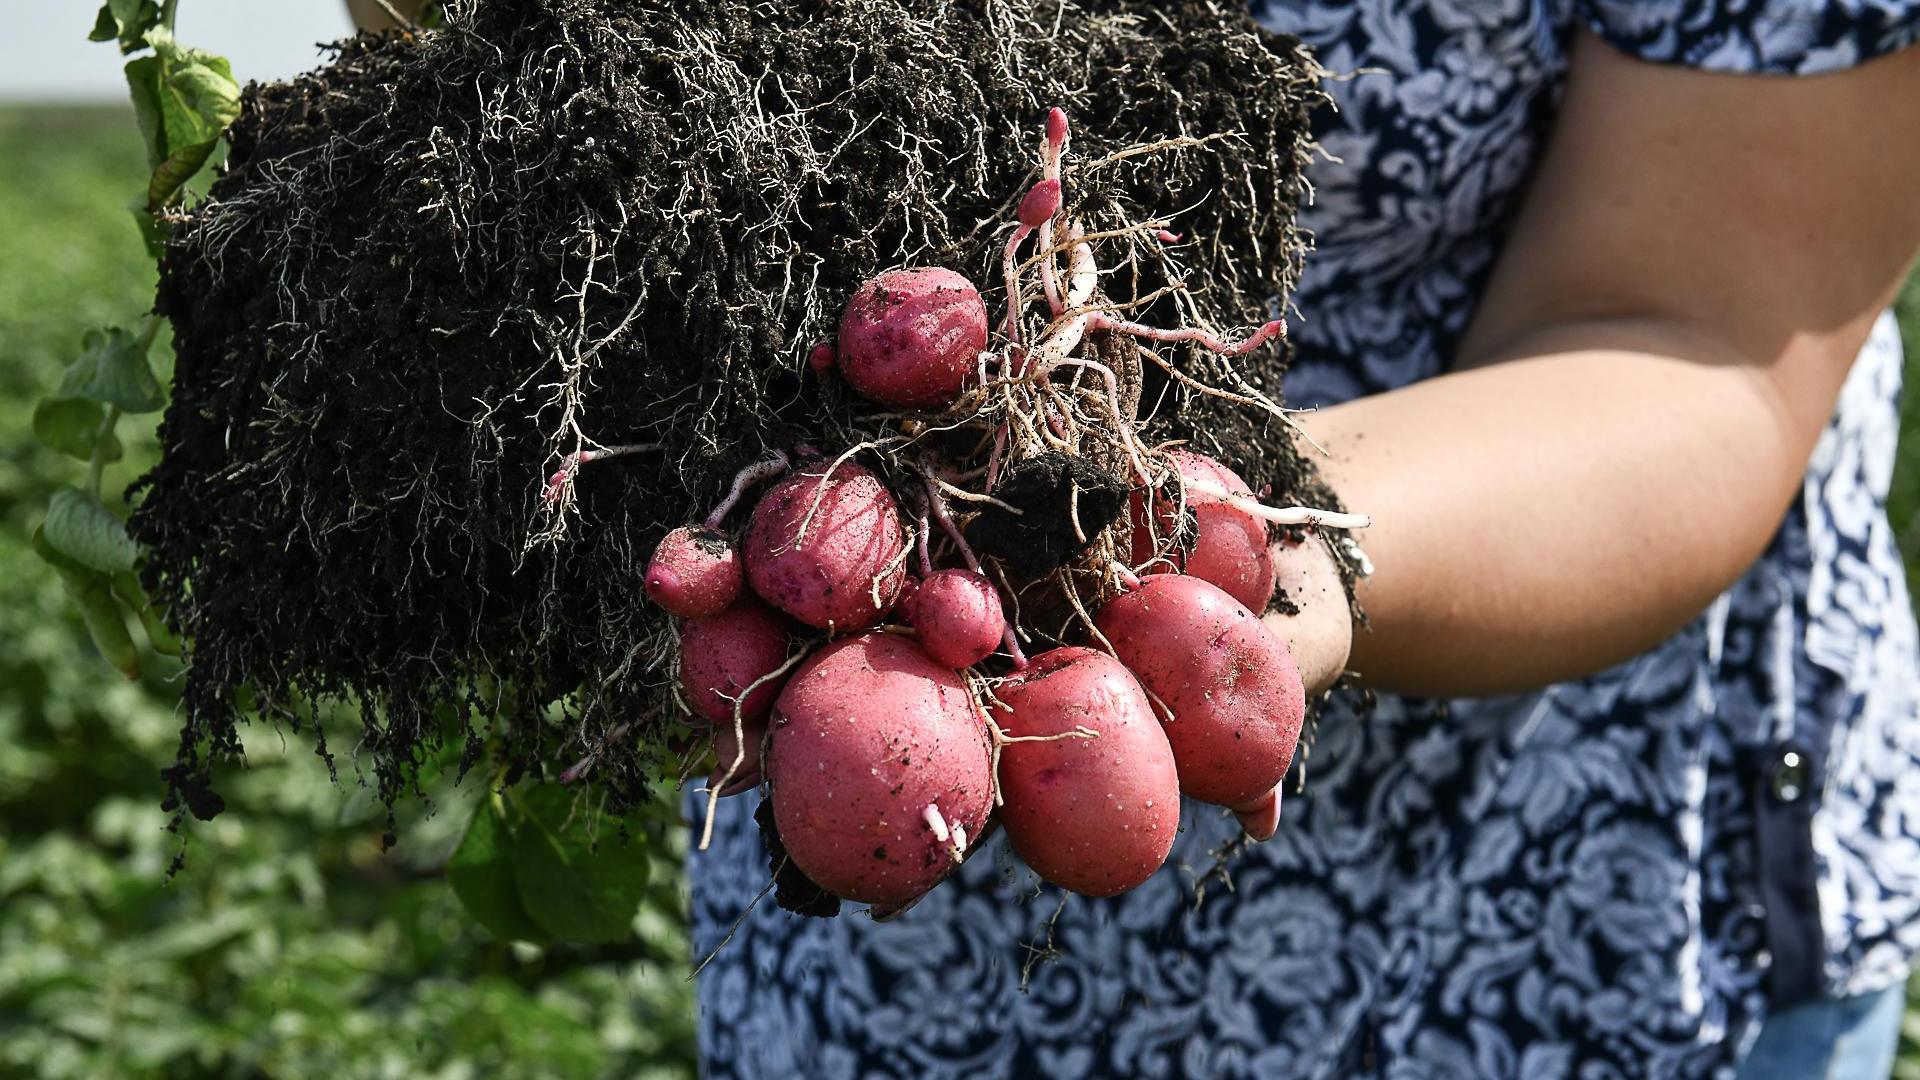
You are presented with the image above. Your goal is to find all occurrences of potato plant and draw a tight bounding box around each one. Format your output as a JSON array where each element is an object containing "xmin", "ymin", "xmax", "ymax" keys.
[{"xmin": 61, "ymin": 0, "xmax": 1361, "ymax": 939}]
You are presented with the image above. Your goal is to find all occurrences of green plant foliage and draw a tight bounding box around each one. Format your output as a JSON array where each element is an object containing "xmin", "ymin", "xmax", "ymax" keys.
[{"xmin": 0, "ymin": 105, "xmax": 696, "ymax": 1079}]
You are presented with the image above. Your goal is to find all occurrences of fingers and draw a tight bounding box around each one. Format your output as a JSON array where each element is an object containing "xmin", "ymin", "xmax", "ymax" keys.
[
  {"xmin": 1263, "ymin": 534, "xmax": 1354, "ymax": 695},
  {"xmin": 1232, "ymin": 785, "xmax": 1282, "ymax": 841}
]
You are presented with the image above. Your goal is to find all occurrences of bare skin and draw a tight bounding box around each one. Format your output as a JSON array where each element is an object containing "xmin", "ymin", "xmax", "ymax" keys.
[{"xmin": 1265, "ymin": 31, "xmax": 1920, "ymax": 699}]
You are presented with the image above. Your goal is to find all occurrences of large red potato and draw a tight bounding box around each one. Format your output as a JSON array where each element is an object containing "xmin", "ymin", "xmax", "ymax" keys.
[
  {"xmin": 1094, "ymin": 574, "xmax": 1305, "ymax": 810},
  {"xmin": 766, "ymin": 633, "xmax": 993, "ymax": 906},
  {"xmin": 994, "ymin": 647, "xmax": 1180, "ymax": 895}
]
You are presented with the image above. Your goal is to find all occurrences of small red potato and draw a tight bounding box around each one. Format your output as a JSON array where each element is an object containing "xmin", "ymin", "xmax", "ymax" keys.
[
  {"xmin": 1130, "ymin": 450, "xmax": 1277, "ymax": 612},
  {"xmin": 1094, "ymin": 574, "xmax": 1305, "ymax": 810},
  {"xmin": 709, "ymin": 717, "xmax": 766, "ymax": 797},
  {"xmin": 904, "ymin": 568, "xmax": 1004, "ymax": 670},
  {"xmin": 836, "ymin": 267, "xmax": 988, "ymax": 409},
  {"xmin": 645, "ymin": 525, "xmax": 742, "ymax": 618},
  {"xmin": 678, "ymin": 596, "xmax": 792, "ymax": 727},
  {"xmin": 744, "ymin": 461, "xmax": 908, "ymax": 630},
  {"xmin": 994, "ymin": 647, "xmax": 1180, "ymax": 895},
  {"xmin": 766, "ymin": 633, "xmax": 992, "ymax": 906}
]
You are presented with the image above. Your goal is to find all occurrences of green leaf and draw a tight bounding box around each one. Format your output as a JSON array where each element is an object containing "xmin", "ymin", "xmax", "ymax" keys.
[
  {"xmin": 32, "ymin": 397, "xmax": 120, "ymax": 463},
  {"xmin": 91, "ymin": 0, "xmax": 162, "ymax": 54},
  {"xmin": 509, "ymin": 786, "xmax": 650, "ymax": 944},
  {"xmin": 34, "ymin": 528, "xmax": 140, "ymax": 680},
  {"xmin": 128, "ymin": 197, "xmax": 167, "ymax": 259},
  {"xmin": 73, "ymin": 327, "xmax": 165, "ymax": 413},
  {"xmin": 43, "ymin": 490, "xmax": 140, "ymax": 575},
  {"xmin": 113, "ymin": 574, "xmax": 180, "ymax": 658},
  {"xmin": 135, "ymin": 31, "xmax": 241, "ymax": 210},
  {"xmin": 448, "ymin": 791, "xmax": 550, "ymax": 944},
  {"xmin": 125, "ymin": 56, "xmax": 165, "ymax": 171}
]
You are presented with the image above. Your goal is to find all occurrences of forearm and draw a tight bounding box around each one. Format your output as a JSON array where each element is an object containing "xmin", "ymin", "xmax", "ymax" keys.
[{"xmin": 1302, "ymin": 318, "xmax": 1852, "ymax": 697}]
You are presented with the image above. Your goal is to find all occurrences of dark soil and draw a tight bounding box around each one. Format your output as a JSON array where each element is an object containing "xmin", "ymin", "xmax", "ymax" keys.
[
  {"xmin": 966, "ymin": 452, "xmax": 1129, "ymax": 578},
  {"xmin": 134, "ymin": 0, "xmax": 1329, "ymax": 824}
]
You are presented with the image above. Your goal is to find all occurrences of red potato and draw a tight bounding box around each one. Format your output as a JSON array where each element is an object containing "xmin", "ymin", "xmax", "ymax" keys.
[
  {"xmin": 994, "ymin": 647, "xmax": 1180, "ymax": 895},
  {"xmin": 766, "ymin": 633, "xmax": 993, "ymax": 906},
  {"xmin": 744, "ymin": 461, "xmax": 908, "ymax": 631},
  {"xmin": 836, "ymin": 267, "xmax": 988, "ymax": 409},
  {"xmin": 905, "ymin": 568, "xmax": 1004, "ymax": 670},
  {"xmin": 1095, "ymin": 574, "xmax": 1305, "ymax": 810},
  {"xmin": 1130, "ymin": 450, "xmax": 1277, "ymax": 613},
  {"xmin": 645, "ymin": 525, "xmax": 742, "ymax": 618},
  {"xmin": 709, "ymin": 716, "xmax": 766, "ymax": 797},
  {"xmin": 678, "ymin": 596, "xmax": 792, "ymax": 727}
]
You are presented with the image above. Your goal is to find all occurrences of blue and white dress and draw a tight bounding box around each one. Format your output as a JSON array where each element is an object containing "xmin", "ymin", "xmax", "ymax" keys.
[{"xmin": 692, "ymin": 1, "xmax": 1920, "ymax": 1075}]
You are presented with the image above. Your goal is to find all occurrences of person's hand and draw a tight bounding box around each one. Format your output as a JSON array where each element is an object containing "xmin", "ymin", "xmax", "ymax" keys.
[
  {"xmin": 1234, "ymin": 535, "xmax": 1354, "ymax": 840},
  {"xmin": 1261, "ymin": 534, "xmax": 1354, "ymax": 697}
]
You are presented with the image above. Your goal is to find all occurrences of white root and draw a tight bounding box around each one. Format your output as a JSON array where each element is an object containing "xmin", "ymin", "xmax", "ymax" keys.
[
  {"xmin": 950, "ymin": 823, "xmax": 969, "ymax": 863},
  {"xmin": 698, "ymin": 646, "xmax": 814, "ymax": 853},
  {"xmin": 923, "ymin": 803, "xmax": 951, "ymax": 842},
  {"xmin": 1066, "ymin": 222, "xmax": 1097, "ymax": 307},
  {"xmin": 1182, "ymin": 476, "xmax": 1371, "ymax": 531}
]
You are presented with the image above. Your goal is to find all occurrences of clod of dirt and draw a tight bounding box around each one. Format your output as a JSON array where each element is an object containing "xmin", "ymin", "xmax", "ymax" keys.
[
  {"xmin": 966, "ymin": 453, "xmax": 1129, "ymax": 578},
  {"xmin": 133, "ymin": 0, "xmax": 1327, "ymax": 823}
]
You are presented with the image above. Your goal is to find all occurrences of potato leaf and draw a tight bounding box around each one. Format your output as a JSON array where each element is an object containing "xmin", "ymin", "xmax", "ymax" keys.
[
  {"xmin": 509, "ymin": 786, "xmax": 651, "ymax": 944},
  {"xmin": 129, "ymin": 31, "xmax": 240, "ymax": 210},
  {"xmin": 32, "ymin": 396, "xmax": 120, "ymax": 462},
  {"xmin": 34, "ymin": 526, "xmax": 141, "ymax": 680},
  {"xmin": 89, "ymin": 0, "xmax": 163, "ymax": 55},
  {"xmin": 448, "ymin": 790, "xmax": 552, "ymax": 944},
  {"xmin": 44, "ymin": 489, "xmax": 141, "ymax": 575}
]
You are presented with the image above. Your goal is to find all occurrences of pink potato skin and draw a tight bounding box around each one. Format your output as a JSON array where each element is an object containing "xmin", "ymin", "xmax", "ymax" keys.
[
  {"xmin": 995, "ymin": 647, "xmax": 1180, "ymax": 896},
  {"xmin": 906, "ymin": 569, "xmax": 1004, "ymax": 670},
  {"xmin": 743, "ymin": 461, "xmax": 907, "ymax": 631},
  {"xmin": 1129, "ymin": 450, "xmax": 1277, "ymax": 613},
  {"xmin": 678, "ymin": 597, "xmax": 792, "ymax": 727},
  {"xmin": 1094, "ymin": 574, "xmax": 1305, "ymax": 809},
  {"xmin": 710, "ymin": 716, "xmax": 766, "ymax": 797},
  {"xmin": 767, "ymin": 633, "xmax": 993, "ymax": 906},
  {"xmin": 645, "ymin": 525, "xmax": 743, "ymax": 618},
  {"xmin": 836, "ymin": 268, "xmax": 988, "ymax": 409}
]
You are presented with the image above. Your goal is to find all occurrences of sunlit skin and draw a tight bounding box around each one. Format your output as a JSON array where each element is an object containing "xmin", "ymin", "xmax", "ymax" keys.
[{"xmin": 1266, "ymin": 33, "xmax": 1920, "ymax": 699}]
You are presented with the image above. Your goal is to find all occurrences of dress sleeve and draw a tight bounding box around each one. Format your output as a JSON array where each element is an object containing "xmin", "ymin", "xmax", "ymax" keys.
[{"xmin": 1579, "ymin": 0, "xmax": 1920, "ymax": 74}]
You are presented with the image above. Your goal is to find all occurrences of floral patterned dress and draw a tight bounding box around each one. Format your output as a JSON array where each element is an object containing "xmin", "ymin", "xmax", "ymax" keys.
[{"xmin": 691, "ymin": 1, "xmax": 1920, "ymax": 1076}]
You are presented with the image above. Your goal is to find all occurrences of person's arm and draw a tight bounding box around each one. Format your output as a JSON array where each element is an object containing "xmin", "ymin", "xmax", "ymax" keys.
[{"xmin": 1286, "ymin": 31, "xmax": 1920, "ymax": 699}]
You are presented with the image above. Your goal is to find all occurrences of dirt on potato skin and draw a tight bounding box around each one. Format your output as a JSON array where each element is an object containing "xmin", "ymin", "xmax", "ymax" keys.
[{"xmin": 136, "ymin": 0, "xmax": 1331, "ymax": 827}]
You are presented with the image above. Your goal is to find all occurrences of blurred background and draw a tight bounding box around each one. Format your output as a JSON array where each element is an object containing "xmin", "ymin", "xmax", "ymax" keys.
[{"xmin": 2, "ymin": 6, "xmax": 1917, "ymax": 1079}]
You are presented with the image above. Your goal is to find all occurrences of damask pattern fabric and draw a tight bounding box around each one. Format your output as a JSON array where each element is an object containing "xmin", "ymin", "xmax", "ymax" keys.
[{"xmin": 691, "ymin": 1, "xmax": 1920, "ymax": 1075}]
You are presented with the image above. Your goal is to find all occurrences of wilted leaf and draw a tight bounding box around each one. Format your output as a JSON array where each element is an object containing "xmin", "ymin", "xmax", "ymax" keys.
[{"xmin": 134, "ymin": 31, "xmax": 240, "ymax": 210}]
